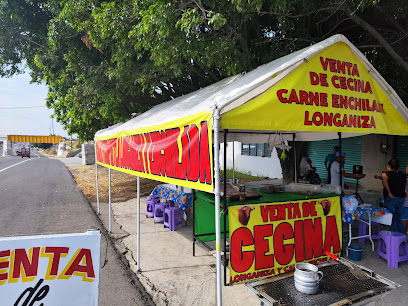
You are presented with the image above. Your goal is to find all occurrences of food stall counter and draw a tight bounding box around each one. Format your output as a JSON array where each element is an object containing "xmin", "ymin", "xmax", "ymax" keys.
[{"xmin": 193, "ymin": 189, "xmax": 338, "ymax": 243}]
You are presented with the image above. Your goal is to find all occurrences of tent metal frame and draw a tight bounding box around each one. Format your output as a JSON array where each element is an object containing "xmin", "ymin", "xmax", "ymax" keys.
[{"xmin": 96, "ymin": 128, "xmax": 345, "ymax": 302}]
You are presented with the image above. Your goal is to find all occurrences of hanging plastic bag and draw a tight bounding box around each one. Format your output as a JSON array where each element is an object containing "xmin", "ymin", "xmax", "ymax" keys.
[
  {"xmin": 270, "ymin": 132, "xmax": 291, "ymax": 161},
  {"xmin": 342, "ymin": 195, "xmax": 359, "ymax": 211}
]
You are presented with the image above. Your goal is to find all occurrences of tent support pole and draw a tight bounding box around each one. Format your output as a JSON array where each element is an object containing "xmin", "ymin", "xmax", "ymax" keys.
[
  {"xmin": 109, "ymin": 168, "xmax": 112, "ymax": 234},
  {"xmin": 192, "ymin": 190, "xmax": 196, "ymax": 256},
  {"xmin": 213, "ymin": 108, "xmax": 223, "ymax": 305},
  {"xmin": 338, "ymin": 132, "xmax": 344, "ymax": 195},
  {"xmin": 95, "ymin": 144, "xmax": 100, "ymax": 214},
  {"xmin": 232, "ymin": 141, "xmax": 235, "ymax": 183},
  {"xmin": 293, "ymin": 134, "xmax": 297, "ymax": 183},
  {"xmin": 223, "ymin": 130, "xmax": 228, "ymax": 286},
  {"xmin": 137, "ymin": 176, "xmax": 141, "ymax": 273}
]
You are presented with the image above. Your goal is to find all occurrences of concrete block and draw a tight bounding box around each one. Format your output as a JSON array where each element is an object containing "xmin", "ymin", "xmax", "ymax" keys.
[
  {"xmin": 82, "ymin": 143, "xmax": 95, "ymax": 165},
  {"xmin": 82, "ymin": 144, "xmax": 95, "ymax": 154},
  {"xmin": 66, "ymin": 149, "xmax": 81, "ymax": 157},
  {"xmin": 0, "ymin": 139, "xmax": 13, "ymax": 156}
]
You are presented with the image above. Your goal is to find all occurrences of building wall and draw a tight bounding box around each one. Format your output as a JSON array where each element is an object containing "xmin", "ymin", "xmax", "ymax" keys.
[
  {"xmin": 0, "ymin": 137, "xmax": 13, "ymax": 156},
  {"xmin": 360, "ymin": 135, "xmax": 394, "ymax": 192},
  {"xmin": 217, "ymin": 136, "xmax": 395, "ymax": 189},
  {"xmin": 219, "ymin": 142, "xmax": 283, "ymax": 179}
]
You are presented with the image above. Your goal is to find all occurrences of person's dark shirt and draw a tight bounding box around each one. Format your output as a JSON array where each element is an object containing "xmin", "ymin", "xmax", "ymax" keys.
[{"xmin": 383, "ymin": 171, "xmax": 406, "ymax": 198}]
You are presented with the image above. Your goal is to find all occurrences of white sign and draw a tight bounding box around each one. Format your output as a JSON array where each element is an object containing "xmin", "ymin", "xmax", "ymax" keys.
[{"xmin": 0, "ymin": 231, "xmax": 101, "ymax": 305}]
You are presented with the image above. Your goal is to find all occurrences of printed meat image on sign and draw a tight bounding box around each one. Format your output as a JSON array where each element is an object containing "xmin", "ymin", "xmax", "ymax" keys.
[
  {"xmin": 238, "ymin": 206, "xmax": 255, "ymax": 226},
  {"xmin": 319, "ymin": 199, "xmax": 332, "ymax": 216}
]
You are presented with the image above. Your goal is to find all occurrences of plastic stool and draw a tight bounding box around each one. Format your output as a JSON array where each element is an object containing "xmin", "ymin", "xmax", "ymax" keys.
[
  {"xmin": 358, "ymin": 220, "xmax": 381, "ymax": 243},
  {"xmin": 164, "ymin": 207, "xmax": 183, "ymax": 231},
  {"xmin": 377, "ymin": 231, "xmax": 408, "ymax": 268},
  {"xmin": 147, "ymin": 195, "xmax": 159, "ymax": 201},
  {"xmin": 154, "ymin": 203, "xmax": 166, "ymax": 223},
  {"xmin": 164, "ymin": 201, "xmax": 175, "ymax": 208},
  {"xmin": 146, "ymin": 198, "xmax": 160, "ymax": 218},
  {"xmin": 162, "ymin": 201, "xmax": 176, "ymax": 210}
]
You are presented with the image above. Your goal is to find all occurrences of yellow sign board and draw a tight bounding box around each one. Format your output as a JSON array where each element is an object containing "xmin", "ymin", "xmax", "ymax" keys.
[
  {"xmin": 228, "ymin": 197, "xmax": 342, "ymax": 284},
  {"xmin": 8, "ymin": 135, "xmax": 63, "ymax": 144},
  {"xmin": 221, "ymin": 42, "xmax": 408, "ymax": 135}
]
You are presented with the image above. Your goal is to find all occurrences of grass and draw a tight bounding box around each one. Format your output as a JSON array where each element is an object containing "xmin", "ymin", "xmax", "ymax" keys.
[
  {"xmin": 44, "ymin": 147, "xmax": 57, "ymax": 155},
  {"xmin": 69, "ymin": 165, "xmax": 159, "ymax": 203},
  {"xmin": 220, "ymin": 169, "xmax": 264, "ymax": 182}
]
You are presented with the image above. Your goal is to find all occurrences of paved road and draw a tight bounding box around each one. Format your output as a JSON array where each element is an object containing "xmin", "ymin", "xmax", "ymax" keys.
[{"xmin": 0, "ymin": 152, "xmax": 154, "ymax": 305}]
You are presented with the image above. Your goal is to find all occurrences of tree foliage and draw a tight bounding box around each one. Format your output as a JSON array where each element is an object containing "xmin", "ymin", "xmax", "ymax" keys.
[{"xmin": 1, "ymin": 0, "xmax": 407, "ymax": 140}]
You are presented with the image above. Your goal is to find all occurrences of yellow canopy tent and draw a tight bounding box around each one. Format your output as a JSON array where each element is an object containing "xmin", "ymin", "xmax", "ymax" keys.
[{"xmin": 94, "ymin": 34, "xmax": 408, "ymax": 305}]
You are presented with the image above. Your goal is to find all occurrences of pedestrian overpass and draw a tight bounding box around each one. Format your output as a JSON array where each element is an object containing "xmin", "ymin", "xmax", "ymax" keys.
[{"xmin": 0, "ymin": 135, "xmax": 63, "ymax": 156}]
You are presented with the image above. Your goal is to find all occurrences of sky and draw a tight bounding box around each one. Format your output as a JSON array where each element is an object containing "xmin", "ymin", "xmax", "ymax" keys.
[{"xmin": 0, "ymin": 71, "xmax": 72, "ymax": 138}]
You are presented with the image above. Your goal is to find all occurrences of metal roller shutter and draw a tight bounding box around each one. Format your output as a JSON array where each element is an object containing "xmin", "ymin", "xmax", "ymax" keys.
[
  {"xmin": 396, "ymin": 136, "xmax": 408, "ymax": 173},
  {"xmin": 306, "ymin": 136, "xmax": 362, "ymax": 184}
]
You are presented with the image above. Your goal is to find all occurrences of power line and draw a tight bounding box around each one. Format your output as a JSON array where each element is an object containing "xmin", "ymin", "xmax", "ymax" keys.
[{"xmin": 0, "ymin": 106, "xmax": 46, "ymax": 109}]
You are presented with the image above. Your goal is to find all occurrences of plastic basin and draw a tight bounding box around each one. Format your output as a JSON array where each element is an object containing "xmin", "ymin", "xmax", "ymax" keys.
[{"xmin": 347, "ymin": 245, "xmax": 363, "ymax": 261}]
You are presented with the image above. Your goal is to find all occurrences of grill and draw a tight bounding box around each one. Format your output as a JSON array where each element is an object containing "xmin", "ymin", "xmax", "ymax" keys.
[{"xmin": 246, "ymin": 261, "xmax": 399, "ymax": 306}]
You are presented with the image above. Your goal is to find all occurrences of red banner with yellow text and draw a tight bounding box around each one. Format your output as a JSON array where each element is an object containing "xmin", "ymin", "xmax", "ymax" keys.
[
  {"xmin": 95, "ymin": 112, "xmax": 213, "ymax": 193},
  {"xmin": 228, "ymin": 197, "xmax": 341, "ymax": 285}
]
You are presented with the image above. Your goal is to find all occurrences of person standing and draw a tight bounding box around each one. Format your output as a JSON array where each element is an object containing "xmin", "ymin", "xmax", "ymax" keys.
[
  {"xmin": 402, "ymin": 180, "xmax": 408, "ymax": 234},
  {"xmin": 330, "ymin": 152, "xmax": 365, "ymax": 188},
  {"xmin": 400, "ymin": 164, "xmax": 408, "ymax": 234},
  {"xmin": 382, "ymin": 159, "xmax": 406, "ymax": 233},
  {"xmin": 324, "ymin": 146, "xmax": 339, "ymax": 184}
]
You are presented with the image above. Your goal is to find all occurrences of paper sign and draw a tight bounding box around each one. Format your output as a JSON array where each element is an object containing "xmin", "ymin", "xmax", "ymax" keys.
[{"xmin": 228, "ymin": 197, "xmax": 342, "ymax": 284}]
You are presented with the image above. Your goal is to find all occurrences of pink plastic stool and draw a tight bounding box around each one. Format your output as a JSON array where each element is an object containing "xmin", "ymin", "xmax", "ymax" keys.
[
  {"xmin": 164, "ymin": 207, "xmax": 183, "ymax": 231},
  {"xmin": 357, "ymin": 220, "xmax": 381, "ymax": 243},
  {"xmin": 377, "ymin": 231, "xmax": 408, "ymax": 268},
  {"xmin": 146, "ymin": 198, "xmax": 160, "ymax": 218},
  {"xmin": 154, "ymin": 203, "xmax": 166, "ymax": 223}
]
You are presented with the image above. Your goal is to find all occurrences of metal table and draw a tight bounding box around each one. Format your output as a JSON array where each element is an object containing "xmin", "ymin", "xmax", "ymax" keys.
[
  {"xmin": 342, "ymin": 205, "xmax": 392, "ymax": 252},
  {"xmin": 246, "ymin": 260, "xmax": 399, "ymax": 305},
  {"xmin": 348, "ymin": 214, "xmax": 374, "ymax": 251}
]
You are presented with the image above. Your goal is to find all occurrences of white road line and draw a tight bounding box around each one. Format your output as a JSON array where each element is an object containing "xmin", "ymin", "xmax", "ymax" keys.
[{"xmin": 0, "ymin": 153, "xmax": 39, "ymax": 173}]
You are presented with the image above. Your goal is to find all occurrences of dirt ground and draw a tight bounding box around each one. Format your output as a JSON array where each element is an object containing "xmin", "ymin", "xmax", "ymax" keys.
[
  {"xmin": 67, "ymin": 164, "xmax": 264, "ymax": 204},
  {"xmin": 68, "ymin": 165, "xmax": 159, "ymax": 203}
]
